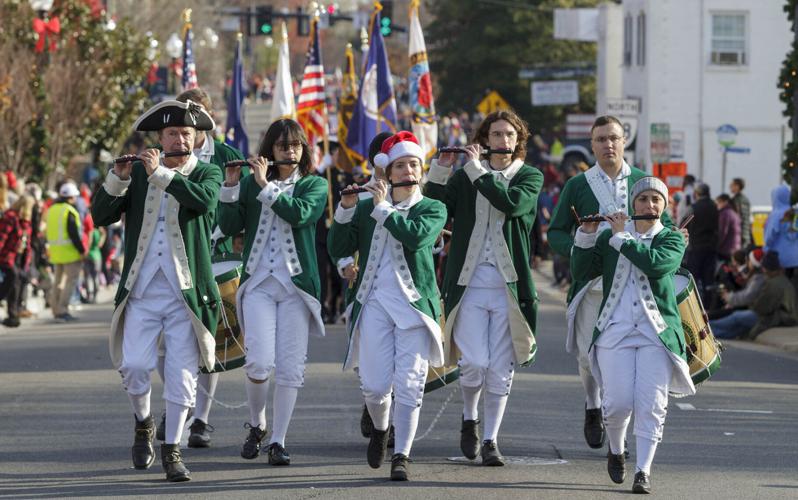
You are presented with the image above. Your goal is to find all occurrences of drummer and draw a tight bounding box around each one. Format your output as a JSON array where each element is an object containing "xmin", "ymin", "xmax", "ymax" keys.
[
  {"xmin": 91, "ymin": 99, "xmax": 222, "ymax": 482},
  {"xmin": 327, "ymin": 131, "xmax": 447, "ymax": 481},
  {"xmin": 571, "ymin": 176, "xmax": 695, "ymax": 494},
  {"xmin": 218, "ymin": 119, "xmax": 327, "ymax": 466}
]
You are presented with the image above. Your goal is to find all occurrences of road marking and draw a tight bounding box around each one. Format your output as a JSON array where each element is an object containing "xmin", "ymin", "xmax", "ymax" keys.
[
  {"xmin": 447, "ymin": 456, "xmax": 568, "ymax": 466},
  {"xmin": 676, "ymin": 403, "xmax": 773, "ymax": 414}
]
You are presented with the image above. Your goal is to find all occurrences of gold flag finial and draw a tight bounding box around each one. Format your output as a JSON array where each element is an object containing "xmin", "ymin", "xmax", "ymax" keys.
[{"xmin": 182, "ymin": 8, "xmax": 192, "ymax": 24}]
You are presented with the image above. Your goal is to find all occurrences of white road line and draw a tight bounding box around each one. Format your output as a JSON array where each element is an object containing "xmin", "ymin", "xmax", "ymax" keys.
[{"xmin": 676, "ymin": 402, "xmax": 773, "ymax": 414}]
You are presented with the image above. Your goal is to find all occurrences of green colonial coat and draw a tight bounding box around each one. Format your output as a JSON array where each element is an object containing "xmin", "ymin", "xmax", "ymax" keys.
[
  {"xmin": 425, "ymin": 160, "xmax": 543, "ymax": 366},
  {"xmin": 327, "ymin": 195, "xmax": 447, "ymax": 369},
  {"xmin": 548, "ymin": 166, "xmax": 674, "ymax": 303},
  {"xmin": 206, "ymin": 139, "xmax": 248, "ymax": 256},
  {"xmin": 92, "ymin": 159, "xmax": 222, "ymax": 371}
]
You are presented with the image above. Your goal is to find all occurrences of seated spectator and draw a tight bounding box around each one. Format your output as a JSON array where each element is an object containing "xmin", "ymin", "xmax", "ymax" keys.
[{"xmin": 708, "ymin": 249, "xmax": 763, "ymax": 319}]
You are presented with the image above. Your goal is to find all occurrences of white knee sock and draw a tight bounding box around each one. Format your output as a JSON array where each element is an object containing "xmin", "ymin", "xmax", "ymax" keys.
[
  {"xmin": 270, "ymin": 385, "xmax": 298, "ymax": 446},
  {"xmin": 392, "ymin": 402, "xmax": 420, "ymax": 457},
  {"xmin": 461, "ymin": 384, "xmax": 482, "ymax": 421},
  {"xmin": 483, "ymin": 392, "xmax": 508, "ymax": 442},
  {"xmin": 636, "ymin": 437, "xmax": 658, "ymax": 474},
  {"xmin": 607, "ymin": 426, "xmax": 626, "ymax": 455},
  {"xmin": 579, "ymin": 365, "xmax": 601, "ymax": 409},
  {"xmin": 194, "ymin": 372, "xmax": 218, "ymax": 424},
  {"xmin": 157, "ymin": 355, "xmax": 165, "ymax": 383},
  {"xmin": 245, "ymin": 378, "xmax": 269, "ymax": 430},
  {"xmin": 366, "ymin": 399, "xmax": 391, "ymax": 432},
  {"xmin": 164, "ymin": 401, "xmax": 190, "ymax": 445},
  {"xmin": 128, "ymin": 389, "xmax": 151, "ymax": 422}
]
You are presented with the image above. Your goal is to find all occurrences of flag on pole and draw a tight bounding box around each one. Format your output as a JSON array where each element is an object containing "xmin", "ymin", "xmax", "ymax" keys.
[
  {"xmin": 297, "ymin": 16, "xmax": 326, "ymax": 149},
  {"xmin": 225, "ymin": 35, "xmax": 248, "ymax": 156},
  {"xmin": 408, "ymin": 0, "xmax": 437, "ymax": 162},
  {"xmin": 271, "ymin": 22, "xmax": 296, "ymax": 122},
  {"xmin": 181, "ymin": 10, "xmax": 198, "ymax": 91},
  {"xmin": 337, "ymin": 43, "xmax": 359, "ymax": 171},
  {"xmin": 345, "ymin": 3, "xmax": 397, "ymax": 164}
]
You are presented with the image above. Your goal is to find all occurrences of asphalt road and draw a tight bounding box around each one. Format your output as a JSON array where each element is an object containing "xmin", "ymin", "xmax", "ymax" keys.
[{"xmin": 1, "ymin": 275, "xmax": 797, "ymax": 499}]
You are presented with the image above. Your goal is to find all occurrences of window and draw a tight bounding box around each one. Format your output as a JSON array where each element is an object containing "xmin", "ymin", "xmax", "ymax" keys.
[
  {"xmin": 711, "ymin": 13, "xmax": 747, "ymax": 65},
  {"xmin": 636, "ymin": 12, "xmax": 646, "ymax": 66},
  {"xmin": 623, "ymin": 15, "xmax": 633, "ymax": 66}
]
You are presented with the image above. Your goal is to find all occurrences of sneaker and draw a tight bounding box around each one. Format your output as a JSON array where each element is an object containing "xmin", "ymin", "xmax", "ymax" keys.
[
  {"xmin": 390, "ymin": 453, "xmax": 410, "ymax": 481},
  {"xmin": 460, "ymin": 416, "xmax": 481, "ymax": 460},
  {"xmin": 480, "ymin": 440, "xmax": 505, "ymax": 466},
  {"xmin": 241, "ymin": 423, "xmax": 266, "ymax": 459},
  {"xmin": 266, "ymin": 442, "xmax": 291, "ymax": 466},
  {"xmin": 584, "ymin": 406, "xmax": 606, "ymax": 449},
  {"xmin": 632, "ymin": 471, "xmax": 651, "ymax": 493},
  {"xmin": 187, "ymin": 419, "xmax": 214, "ymax": 448},
  {"xmin": 132, "ymin": 415, "xmax": 156, "ymax": 470},
  {"xmin": 161, "ymin": 443, "xmax": 191, "ymax": 482}
]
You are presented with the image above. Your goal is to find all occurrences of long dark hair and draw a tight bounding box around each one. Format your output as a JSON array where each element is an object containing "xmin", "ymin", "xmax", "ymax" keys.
[
  {"xmin": 472, "ymin": 109, "xmax": 529, "ymax": 161},
  {"xmin": 258, "ymin": 119, "xmax": 313, "ymax": 180}
]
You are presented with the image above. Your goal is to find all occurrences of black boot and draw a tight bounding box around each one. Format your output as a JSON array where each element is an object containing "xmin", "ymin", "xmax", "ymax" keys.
[
  {"xmin": 360, "ymin": 404, "xmax": 373, "ymax": 438},
  {"xmin": 390, "ymin": 453, "xmax": 410, "ymax": 481},
  {"xmin": 161, "ymin": 443, "xmax": 191, "ymax": 482},
  {"xmin": 480, "ymin": 440, "xmax": 505, "ymax": 466},
  {"xmin": 584, "ymin": 406, "xmax": 606, "ymax": 449},
  {"xmin": 187, "ymin": 419, "xmax": 214, "ymax": 448},
  {"xmin": 266, "ymin": 442, "xmax": 291, "ymax": 466},
  {"xmin": 367, "ymin": 428, "xmax": 390, "ymax": 469},
  {"xmin": 132, "ymin": 415, "xmax": 156, "ymax": 470},
  {"xmin": 460, "ymin": 416, "xmax": 480, "ymax": 460},
  {"xmin": 607, "ymin": 451, "xmax": 626, "ymax": 484},
  {"xmin": 632, "ymin": 471, "xmax": 651, "ymax": 493},
  {"xmin": 240, "ymin": 423, "xmax": 266, "ymax": 459}
]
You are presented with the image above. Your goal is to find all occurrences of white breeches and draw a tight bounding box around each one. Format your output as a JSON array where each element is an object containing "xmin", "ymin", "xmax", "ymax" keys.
[
  {"xmin": 454, "ymin": 286, "xmax": 516, "ymax": 396},
  {"xmin": 121, "ymin": 286, "xmax": 198, "ymax": 407},
  {"xmin": 241, "ymin": 276, "xmax": 310, "ymax": 386},
  {"xmin": 595, "ymin": 343, "xmax": 673, "ymax": 442},
  {"xmin": 574, "ymin": 287, "xmax": 603, "ymax": 370},
  {"xmin": 357, "ymin": 301, "xmax": 430, "ymax": 409}
]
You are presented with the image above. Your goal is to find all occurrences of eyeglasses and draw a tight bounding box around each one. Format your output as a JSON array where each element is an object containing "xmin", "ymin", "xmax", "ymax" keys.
[
  {"xmin": 276, "ymin": 141, "xmax": 302, "ymax": 151},
  {"xmin": 490, "ymin": 131, "xmax": 517, "ymax": 139},
  {"xmin": 592, "ymin": 135, "xmax": 624, "ymax": 144}
]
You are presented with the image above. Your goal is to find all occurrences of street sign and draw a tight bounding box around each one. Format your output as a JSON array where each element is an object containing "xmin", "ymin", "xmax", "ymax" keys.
[
  {"xmin": 716, "ymin": 124, "xmax": 738, "ymax": 147},
  {"xmin": 605, "ymin": 98, "xmax": 640, "ymax": 116},
  {"xmin": 619, "ymin": 117, "xmax": 638, "ymax": 148},
  {"xmin": 650, "ymin": 123, "xmax": 671, "ymax": 164},
  {"xmin": 670, "ymin": 130, "xmax": 685, "ymax": 158},
  {"xmin": 725, "ymin": 146, "xmax": 751, "ymax": 154},
  {"xmin": 477, "ymin": 90, "xmax": 510, "ymax": 115},
  {"xmin": 531, "ymin": 80, "xmax": 579, "ymax": 106}
]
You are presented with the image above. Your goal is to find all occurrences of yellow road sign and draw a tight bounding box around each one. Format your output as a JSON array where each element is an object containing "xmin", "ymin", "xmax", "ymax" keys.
[{"xmin": 477, "ymin": 91, "xmax": 510, "ymax": 115}]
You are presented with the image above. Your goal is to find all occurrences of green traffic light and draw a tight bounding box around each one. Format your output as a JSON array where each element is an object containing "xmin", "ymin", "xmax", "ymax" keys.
[
  {"xmin": 380, "ymin": 26, "xmax": 391, "ymax": 36},
  {"xmin": 381, "ymin": 17, "xmax": 391, "ymax": 27},
  {"xmin": 261, "ymin": 24, "xmax": 272, "ymax": 34}
]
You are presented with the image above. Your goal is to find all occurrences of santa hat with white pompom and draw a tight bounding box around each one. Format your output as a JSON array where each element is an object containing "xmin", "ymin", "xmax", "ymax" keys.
[{"xmin": 372, "ymin": 131, "xmax": 425, "ymax": 169}]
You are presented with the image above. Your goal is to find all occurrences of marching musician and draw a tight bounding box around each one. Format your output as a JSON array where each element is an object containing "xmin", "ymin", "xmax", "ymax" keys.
[
  {"xmin": 218, "ymin": 119, "xmax": 327, "ymax": 467},
  {"xmin": 424, "ymin": 110, "xmax": 543, "ymax": 466},
  {"xmin": 91, "ymin": 100, "xmax": 222, "ymax": 482},
  {"xmin": 328, "ymin": 131, "xmax": 447, "ymax": 481},
  {"xmin": 548, "ymin": 115, "xmax": 682, "ymax": 451},
  {"xmin": 571, "ymin": 176, "xmax": 695, "ymax": 494}
]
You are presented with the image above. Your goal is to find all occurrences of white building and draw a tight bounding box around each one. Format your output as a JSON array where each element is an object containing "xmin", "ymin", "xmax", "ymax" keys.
[{"xmin": 615, "ymin": 0, "xmax": 791, "ymax": 205}]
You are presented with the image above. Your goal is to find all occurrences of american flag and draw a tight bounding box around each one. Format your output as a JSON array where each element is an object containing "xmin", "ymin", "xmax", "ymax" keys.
[
  {"xmin": 181, "ymin": 25, "xmax": 198, "ymax": 91},
  {"xmin": 297, "ymin": 17, "xmax": 326, "ymax": 148}
]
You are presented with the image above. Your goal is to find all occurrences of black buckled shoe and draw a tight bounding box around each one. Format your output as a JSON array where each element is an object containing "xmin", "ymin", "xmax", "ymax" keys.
[
  {"xmin": 240, "ymin": 424, "xmax": 266, "ymax": 459},
  {"xmin": 390, "ymin": 453, "xmax": 410, "ymax": 481},
  {"xmin": 266, "ymin": 442, "xmax": 291, "ymax": 466},
  {"xmin": 632, "ymin": 471, "xmax": 651, "ymax": 493},
  {"xmin": 480, "ymin": 440, "xmax": 505, "ymax": 466},
  {"xmin": 607, "ymin": 451, "xmax": 626, "ymax": 484},
  {"xmin": 460, "ymin": 416, "xmax": 481, "ymax": 460},
  {"xmin": 132, "ymin": 415, "xmax": 156, "ymax": 470},
  {"xmin": 584, "ymin": 406, "xmax": 606, "ymax": 449},
  {"xmin": 367, "ymin": 428, "xmax": 390, "ymax": 469},
  {"xmin": 360, "ymin": 404, "xmax": 373, "ymax": 438},
  {"xmin": 156, "ymin": 412, "xmax": 166, "ymax": 441},
  {"xmin": 160, "ymin": 443, "xmax": 191, "ymax": 482},
  {"xmin": 187, "ymin": 419, "xmax": 214, "ymax": 448}
]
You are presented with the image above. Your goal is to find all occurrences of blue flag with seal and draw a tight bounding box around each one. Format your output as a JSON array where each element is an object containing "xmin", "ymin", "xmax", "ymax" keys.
[
  {"xmin": 225, "ymin": 37, "xmax": 249, "ymax": 156},
  {"xmin": 345, "ymin": 4, "xmax": 397, "ymax": 164}
]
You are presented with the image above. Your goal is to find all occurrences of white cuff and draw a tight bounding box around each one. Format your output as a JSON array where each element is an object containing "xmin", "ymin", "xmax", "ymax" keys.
[
  {"xmin": 103, "ymin": 170, "xmax": 131, "ymax": 197},
  {"xmin": 427, "ymin": 160, "xmax": 453, "ymax": 185},
  {"xmin": 574, "ymin": 228, "xmax": 599, "ymax": 249},
  {"xmin": 464, "ymin": 159, "xmax": 489, "ymax": 183},
  {"xmin": 334, "ymin": 204, "xmax": 356, "ymax": 224},
  {"xmin": 147, "ymin": 165, "xmax": 175, "ymax": 191},
  {"xmin": 336, "ymin": 256, "xmax": 355, "ymax": 277},
  {"xmin": 219, "ymin": 184, "xmax": 240, "ymax": 203},
  {"xmin": 370, "ymin": 200, "xmax": 396, "ymax": 225},
  {"xmin": 256, "ymin": 182, "xmax": 282, "ymax": 207},
  {"xmin": 609, "ymin": 231, "xmax": 634, "ymax": 251}
]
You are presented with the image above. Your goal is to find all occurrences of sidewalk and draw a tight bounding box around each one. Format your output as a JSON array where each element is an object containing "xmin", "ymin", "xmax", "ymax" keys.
[{"xmin": 0, "ymin": 285, "xmax": 116, "ymax": 334}]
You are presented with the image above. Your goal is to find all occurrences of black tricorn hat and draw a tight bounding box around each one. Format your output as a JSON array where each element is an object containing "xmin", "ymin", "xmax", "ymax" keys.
[{"xmin": 132, "ymin": 99, "xmax": 215, "ymax": 132}]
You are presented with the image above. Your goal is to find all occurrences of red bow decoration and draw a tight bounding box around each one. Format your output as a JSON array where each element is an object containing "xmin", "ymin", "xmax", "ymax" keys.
[{"xmin": 32, "ymin": 16, "xmax": 61, "ymax": 53}]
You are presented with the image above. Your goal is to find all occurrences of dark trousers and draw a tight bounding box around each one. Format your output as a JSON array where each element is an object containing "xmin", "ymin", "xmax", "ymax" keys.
[
  {"xmin": 0, "ymin": 264, "xmax": 21, "ymax": 320},
  {"xmin": 686, "ymin": 249, "xmax": 717, "ymax": 303}
]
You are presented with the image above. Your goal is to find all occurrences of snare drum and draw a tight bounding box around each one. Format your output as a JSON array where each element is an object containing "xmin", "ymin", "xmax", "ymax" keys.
[
  {"xmin": 202, "ymin": 255, "xmax": 246, "ymax": 373},
  {"xmin": 673, "ymin": 269, "xmax": 722, "ymax": 385}
]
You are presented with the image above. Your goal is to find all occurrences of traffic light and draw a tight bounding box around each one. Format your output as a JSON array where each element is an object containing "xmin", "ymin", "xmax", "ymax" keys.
[
  {"xmin": 380, "ymin": 0, "xmax": 393, "ymax": 37},
  {"xmin": 256, "ymin": 6, "xmax": 273, "ymax": 35}
]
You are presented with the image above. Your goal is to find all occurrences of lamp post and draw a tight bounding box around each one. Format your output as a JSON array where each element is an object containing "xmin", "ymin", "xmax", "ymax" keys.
[
  {"xmin": 28, "ymin": 0, "xmax": 54, "ymax": 181},
  {"xmin": 165, "ymin": 33, "xmax": 183, "ymax": 95}
]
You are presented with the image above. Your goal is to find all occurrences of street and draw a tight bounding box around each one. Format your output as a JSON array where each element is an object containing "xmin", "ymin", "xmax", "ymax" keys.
[{"xmin": 1, "ymin": 270, "xmax": 797, "ymax": 499}]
